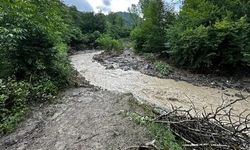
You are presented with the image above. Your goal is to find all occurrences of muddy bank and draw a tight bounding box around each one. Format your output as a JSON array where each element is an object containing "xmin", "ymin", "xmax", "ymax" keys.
[
  {"xmin": 71, "ymin": 50, "xmax": 250, "ymax": 116},
  {"xmin": 0, "ymin": 88, "xmax": 150, "ymax": 150},
  {"xmin": 94, "ymin": 49, "xmax": 250, "ymax": 92}
]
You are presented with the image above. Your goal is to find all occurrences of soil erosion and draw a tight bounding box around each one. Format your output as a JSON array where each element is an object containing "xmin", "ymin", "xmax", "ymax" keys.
[
  {"xmin": 72, "ymin": 50, "xmax": 250, "ymax": 115},
  {"xmin": 1, "ymin": 50, "xmax": 249, "ymax": 150}
]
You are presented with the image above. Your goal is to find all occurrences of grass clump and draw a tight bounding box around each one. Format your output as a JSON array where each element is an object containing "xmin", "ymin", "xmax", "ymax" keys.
[
  {"xmin": 154, "ymin": 61, "xmax": 173, "ymax": 76},
  {"xmin": 120, "ymin": 98, "xmax": 183, "ymax": 150}
]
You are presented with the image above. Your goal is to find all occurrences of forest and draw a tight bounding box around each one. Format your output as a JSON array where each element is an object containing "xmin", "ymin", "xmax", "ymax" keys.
[{"xmin": 0, "ymin": 0, "xmax": 250, "ymax": 148}]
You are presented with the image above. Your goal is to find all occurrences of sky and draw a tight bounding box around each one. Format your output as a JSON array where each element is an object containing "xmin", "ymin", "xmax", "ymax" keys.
[{"xmin": 63, "ymin": 0, "xmax": 139, "ymax": 13}]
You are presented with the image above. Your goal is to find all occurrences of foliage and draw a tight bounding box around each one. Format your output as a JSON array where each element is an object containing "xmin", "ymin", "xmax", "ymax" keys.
[
  {"xmin": 154, "ymin": 61, "xmax": 173, "ymax": 76},
  {"xmin": 120, "ymin": 110, "xmax": 183, "ymax": 149},
  {"xmin": 80, "ymin": 12, "xmax": 106, "ymax": 34},
  {"xmin": 106, "ymin": 12, "xmax": 132, "ymax": 39},
  {"xmin": 130, "ymin": 0, "xmax": 175, "ymax": 53},
  {"xmin": 0, "ymin": 79, "xmax": 30, "ymax": 136},
  {"xmin": 0, "ymin": 0, "xmax": 71, "ymax": 86},
  {"xmin": 63, "ymin": 8, "xmax": 132, "ymax": 49},
  {"xmin": 0, "ymin": 0, "xmax": 74, "ymax": 137},
  {"xmin": 148, "ymin": 123, "xmax": 183, "ymax": 150},
  {"xmin": 116, "ymin": 11, "xmax": 135, "ymax": 27},
  {"xmin": 0, "ymin": 77, "xmax": 59, "ymax": 136},
  {"xmin": 128, "ymin": 4, "xmax": 142, "ymax": 28},
  {"xmin": 167, "ymin": 0, "xmax": 250, "ymax": 71},
  {"xmin": 83, "ymin": 31, "xmax": 101, "ymax": 49},
  {"xmin": 95, "ymin": 34, "xmax": 122, "ymax": 51},
  {"xmin": 130, "ymin": 27, "xmax": 147, "ymax": 53}
]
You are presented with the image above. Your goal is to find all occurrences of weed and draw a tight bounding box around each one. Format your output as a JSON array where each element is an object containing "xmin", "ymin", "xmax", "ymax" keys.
[
  {"xmin": 121, "ymin": 99, "xmax": 184, "ymax": 149},
  {"xmin": 154, "ymin": 61, "xmax": 173, "ymax": 76},
  {"xmin": 0, "ymin": 76, "xmax": 61, "ymax": 137}
]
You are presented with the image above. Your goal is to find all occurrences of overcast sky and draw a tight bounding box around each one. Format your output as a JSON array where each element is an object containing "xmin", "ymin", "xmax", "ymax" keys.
[
  {"xmin": 63, "ymin": 0, "xmax": 139, "ymax": 13},
  {"xmin": 63, "ymin": 0, "xmax": 181, "ymax": 14}
]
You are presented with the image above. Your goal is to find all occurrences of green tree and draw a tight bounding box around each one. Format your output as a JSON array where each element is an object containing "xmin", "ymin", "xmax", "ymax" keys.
[
  {"xmin": 128, "ymin": 4, "xmax": 142, "ymax": 28},
  {"xmin": 106, "ymin": 12, "xmax": 130, "ymax": 39},
  {"xmin": 131, "ymin": 0, "xmax": 175, "ymax": 53},
  {"xmin": 0, "ymin": 0, "xmax": 71, "ymax": 85},
  {"xmin": 167, "ymin": 0, "xmax": 250, "ymax": 71},
  {"xmin": 58, "ymin": 4, "xmax": 84, "ymax": 47}
]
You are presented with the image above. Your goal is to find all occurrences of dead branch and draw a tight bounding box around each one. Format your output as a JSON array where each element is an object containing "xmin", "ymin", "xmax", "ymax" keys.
[
  {"xmin": 121, "ymin": 94, "xmax": 250, "ymax": 150},
  {"xmin": 152, "ymin": 94, "xmax": 250, "ymax": 149}
]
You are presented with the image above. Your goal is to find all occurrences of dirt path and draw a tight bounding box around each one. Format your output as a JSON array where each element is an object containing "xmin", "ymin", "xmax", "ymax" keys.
[
  {"xmin": 0, "ymin": 88, "xmax": 149, "ymax": 150},
  {"xmin": 71, "ymin": 51, "xmax": 250, "ymax": 115},
  {"xmin": 1, "ymin": 50, "xmax": 249, "ymax": 150}
]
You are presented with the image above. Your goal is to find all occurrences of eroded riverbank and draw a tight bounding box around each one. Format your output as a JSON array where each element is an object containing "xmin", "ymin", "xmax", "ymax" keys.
[{"xmin": 71, "ymin": 50, "xmax": 250, "ymax": 115}]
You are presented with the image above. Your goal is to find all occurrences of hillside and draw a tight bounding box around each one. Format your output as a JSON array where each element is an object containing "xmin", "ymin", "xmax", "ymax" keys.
[{"xmin": 116, "ymin": 11, "xmax": 133, "ymax": 27}]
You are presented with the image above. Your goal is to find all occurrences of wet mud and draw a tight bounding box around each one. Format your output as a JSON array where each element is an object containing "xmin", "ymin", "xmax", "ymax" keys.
[
  {"xmin": 72, "ymin": 50, "xmax": 250, "ymax": 115},
  {"xmin": 0, "ymin": 88, "xmax": 150, "ymax": 150}
]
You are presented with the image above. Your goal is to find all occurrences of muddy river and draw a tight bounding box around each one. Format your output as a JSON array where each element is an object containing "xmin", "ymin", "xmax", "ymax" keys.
[{"xmin": 71, "ymin": 51, "xmax": 250, "ymax": 115}]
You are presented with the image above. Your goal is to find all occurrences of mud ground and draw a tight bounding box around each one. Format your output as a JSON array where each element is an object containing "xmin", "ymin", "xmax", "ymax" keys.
[
  {"xmin": 1, "ymin": 49, "xmax": 249, "ymax": 150},
  {"xmin": 0, "ymin": 87, "xmax": 150, "ymax": 150},
  {"xmin": 94, "ymin": 49, "xmax": 250, "ymax": 92}
]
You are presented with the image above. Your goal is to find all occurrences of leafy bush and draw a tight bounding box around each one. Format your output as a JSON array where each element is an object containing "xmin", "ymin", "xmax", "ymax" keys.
[
  {"xmin": 95, "ymin": 34, "xmax": 122, "ymax": 51},
  {"xmin": 154, "ymin": 61, "xmax": 173, "ymax": 76},
  {"xmin": 166, "ymin": 0, "xmax": 250, "ymax": 72},
  {"xmin": 0, "ymin": 0, "xmax": 74, "ymax": 137},
  {"xmin": 0, "ymin": 0, "xmax": 73, "ymax": 86},
  {"xmin": 148, "ymin": 123, "xmax": 183, "ymax": 150},
  {"xmin": 0, "ymin": 76, "xmax": 62, "ymax": 136},
  {"xmin": 0, "ymin": 79, "xmax": 30, "ymax": 136},
  {"xmin": 167, "ymin": 16, "xmax": 250, "ymax": 71},
  {"xmin": 130, "ymin": 27, "xmax": 147, "ymax": 53}
]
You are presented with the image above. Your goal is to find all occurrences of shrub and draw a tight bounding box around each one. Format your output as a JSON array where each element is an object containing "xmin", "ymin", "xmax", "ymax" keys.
[
  {"xmin": 166, "ymin": 0, "xmax": 250, "ymax": 72},
  {"xmin": 0, "ymin": 76, "xmax": 62, "ymax": 136},
  {"xmin": 130, "ymin": 27, "xmax": 147, "ymax": 53},
  {"xmin": 0, "ymin": 79, "xmax": 30, "ymax": 136},
  {"xmin": 167, "ymin": 16, "xmax": 250, "ymax": 71},
  {"xmin": 154, "ymin": 61, "xmax": 173, "ymax": 76},
  {"xmin": 95, "ymin": 34, "xmax": 122, "ymax": 51}
]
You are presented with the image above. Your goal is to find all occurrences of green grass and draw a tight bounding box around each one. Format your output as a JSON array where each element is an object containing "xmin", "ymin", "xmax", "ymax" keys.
[
  {"xmin": 121, "ymin": 98, "xmax": 184, "ymax": 150},
  {"xmin": 154, "ymin": 61, "xmax": 173, "ymax": 76}
]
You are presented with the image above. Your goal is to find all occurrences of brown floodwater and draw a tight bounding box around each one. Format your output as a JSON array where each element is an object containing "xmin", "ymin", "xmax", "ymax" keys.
[{"xmin": 71, "ymin": 51, "xmax": 250, "ymax": 116}]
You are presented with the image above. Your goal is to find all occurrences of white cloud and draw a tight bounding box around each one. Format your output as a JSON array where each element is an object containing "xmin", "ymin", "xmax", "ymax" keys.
[
  {"xmin": 64, "ymin": 0, "xmax": 93, "ymax": 11},
  {"xmin": 63, "ymin": 0, "xmax": 180, "ymax": 14},
  {"xmin": 87, "ymin": 0, "xmax": 139, "ymax": 13}
]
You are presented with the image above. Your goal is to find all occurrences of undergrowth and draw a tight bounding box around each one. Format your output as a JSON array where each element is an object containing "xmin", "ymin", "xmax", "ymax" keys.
[
  {"xmin": 0, "ymin": 77, "xmax": 60, "ymax": 136},
  {"xmin": 0, "ymin": 68, "xmax": 79, "ymax": 137},
  {"xmin": 154, "ymin": 61, "xmax": 173, "ymax": 76},
  {"xmin": 120, "ymin": 98, "xmax": 183, "ymax": 150}
]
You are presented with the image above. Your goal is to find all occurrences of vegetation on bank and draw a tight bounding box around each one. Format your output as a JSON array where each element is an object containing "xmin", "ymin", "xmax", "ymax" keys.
[
  {"xmin": 130, "ymin": 0, "xmax": 250, "ymax": 74},
  {"xmin": 120, "ymin": 98, "xmax": 183, "ymax": 150},
  {"xmin": 1, "ymin": 1, "xmax": 250, "ymax": 148},
  {"xmin": 0, "ymin": 0, "xmax": 131, "ymax": 136}
]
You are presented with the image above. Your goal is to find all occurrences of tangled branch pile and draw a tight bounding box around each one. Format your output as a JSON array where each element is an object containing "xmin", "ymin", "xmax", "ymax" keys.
[{"xmin": 152, "ymin": 95, "xmax": 250, "ymax": 149}]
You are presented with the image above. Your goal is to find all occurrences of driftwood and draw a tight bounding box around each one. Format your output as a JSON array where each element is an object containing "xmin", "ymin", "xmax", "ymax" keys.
[
  {"xmin": 151, "ymin": 94, "xmax": 250, "ymax": 149},
  {"xmin": 120, "ymin": 93, "xmax": 250, "ymax": 150}
]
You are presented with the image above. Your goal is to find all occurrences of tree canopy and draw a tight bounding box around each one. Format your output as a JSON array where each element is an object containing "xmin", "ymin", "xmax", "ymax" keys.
[{"xmin": 130, "ymin": 0, "xmax": 250, "ymax": 73}]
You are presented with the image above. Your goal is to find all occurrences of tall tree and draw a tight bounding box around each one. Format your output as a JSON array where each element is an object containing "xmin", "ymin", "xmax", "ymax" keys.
[
  {"xmin": 131, "ymin": 0, "xmax": 175, "ymax": 53},
  {"xmin": 167, "ymin": 0, "xmax": 250, "ymax": 71},
  {"xmin": 0, "ymin": 0, "xmax": 70, "ymax": 82},
  {"xmin": 128, "ymin": 4, "xmax": 142, "ymax": 28}
]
